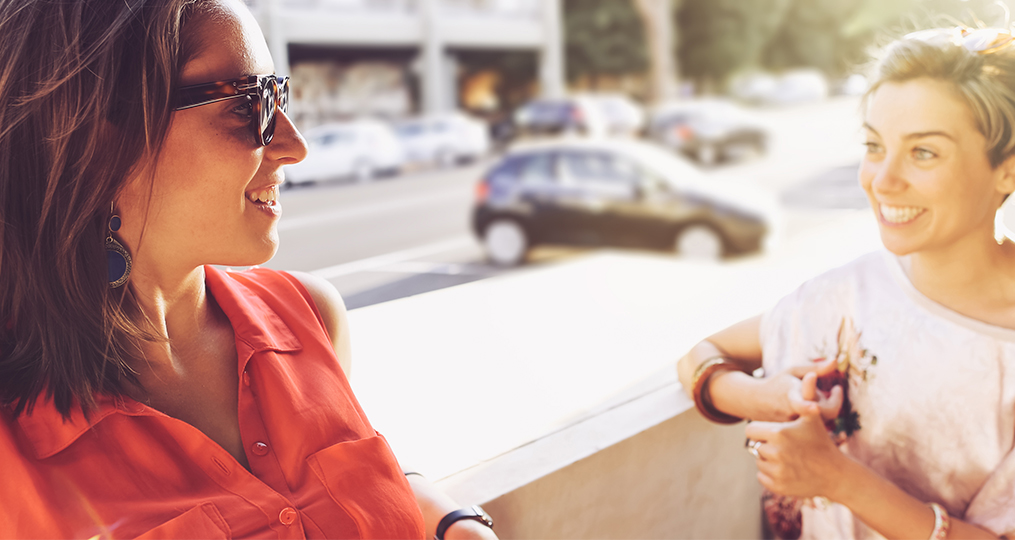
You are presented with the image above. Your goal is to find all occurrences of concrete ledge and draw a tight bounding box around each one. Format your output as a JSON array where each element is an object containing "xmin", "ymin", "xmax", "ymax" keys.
[
  {"xmin": 473, "ymin": 404, "xmax": 761, "ymax": 539},
  {"xmin": 347, "ymin": 210, "xmax": 880, "ymax": 538}
]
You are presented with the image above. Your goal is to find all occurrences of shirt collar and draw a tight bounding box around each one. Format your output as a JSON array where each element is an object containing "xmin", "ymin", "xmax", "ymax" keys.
[
  {"xmin": 204, "ymin": 265, "xmax": 302, "ymax": 356},
  {"xmin": 15, "ymin": 394, "xmax": 146, "ymax": 460},
  {"xmin": 15, "ymin": 266, "xmax": 302, "ymax": 460}
]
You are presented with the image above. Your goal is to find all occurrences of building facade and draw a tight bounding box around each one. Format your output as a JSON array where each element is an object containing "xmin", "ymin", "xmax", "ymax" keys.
[{"xmin": 246, "ymin": 0, "xmax": 564, "ymax": 124}]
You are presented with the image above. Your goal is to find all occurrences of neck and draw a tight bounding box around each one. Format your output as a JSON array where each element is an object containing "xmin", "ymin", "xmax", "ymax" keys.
[
  {"xmin": 905, "ymin": 228, "xmax": 1015, "ymax": 312},
  {"xmin": 126, "ymin": 264, "xmax": 221, "ymax": 373}
]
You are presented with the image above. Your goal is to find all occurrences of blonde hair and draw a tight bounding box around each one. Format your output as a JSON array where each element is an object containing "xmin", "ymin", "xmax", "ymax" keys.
[{"xmin": 866, "ymin": 32, "xmax": 1015, "ymax": 168}]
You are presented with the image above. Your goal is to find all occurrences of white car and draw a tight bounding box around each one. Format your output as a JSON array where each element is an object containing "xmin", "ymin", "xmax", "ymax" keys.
[
  {"xmin": 284, "ymin": 119, "xmax": 405, "ymax": 185},
  {"xmin": 580, "ymin": 93, "xmax": 645, "ymax": 136},
  {"xmin": 394, "ymin": 113, "xmax": 490, "ymax": 167},
  {"xmin": 729, "ymin": 69, "xmax": 829, "ymax": 106}
]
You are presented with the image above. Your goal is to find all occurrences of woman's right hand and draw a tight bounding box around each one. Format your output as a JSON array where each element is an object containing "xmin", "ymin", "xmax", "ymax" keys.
[{"xmin": 710, "ymin": 357, "xmax": 843, "ymax": 422}]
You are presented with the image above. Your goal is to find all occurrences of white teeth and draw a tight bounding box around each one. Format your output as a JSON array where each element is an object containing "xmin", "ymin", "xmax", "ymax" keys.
[
  {"xmin": 880, "ymin": 204, "xmax": 924, "ymax": 224},
  {"xmin": 247, "ymin": 186, "xmax": 278, "ymax": 205}
]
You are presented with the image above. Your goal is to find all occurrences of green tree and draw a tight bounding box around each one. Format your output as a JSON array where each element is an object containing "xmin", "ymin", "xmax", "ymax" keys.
[
  {"xmin": 675, "ymin": 0, "xmax": 792, "ymax": 84},
  {"xmin": 761, "ymin": 0, "xmax": 866, "ymax": 76},
  {"xmin": 563, "ymin": 0, "xmax": 648, "ymax": 85},
  {"xmin": 844, "ymin": 0, "xmax": 1015, "ymax": 38}
]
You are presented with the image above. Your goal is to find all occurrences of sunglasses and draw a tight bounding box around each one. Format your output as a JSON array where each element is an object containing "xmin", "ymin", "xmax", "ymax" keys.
[
  {"xmin": 904, "ymin": 26, "xmax": 1015, "ymax": 55},
  {"xmin": 175, "ymin": 74, "xmax": 290, "ymax": 146}
]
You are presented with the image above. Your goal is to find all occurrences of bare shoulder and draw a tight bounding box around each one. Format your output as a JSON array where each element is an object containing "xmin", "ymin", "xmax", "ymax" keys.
[{"xmin": 287, "ymin": 271, "xmax": 353, "ymax": 375}]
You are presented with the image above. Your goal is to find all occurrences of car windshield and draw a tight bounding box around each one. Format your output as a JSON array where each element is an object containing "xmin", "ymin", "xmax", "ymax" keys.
[{"xmin": 615, "ymin": 142, "xmax": 706, "ymax": 189}]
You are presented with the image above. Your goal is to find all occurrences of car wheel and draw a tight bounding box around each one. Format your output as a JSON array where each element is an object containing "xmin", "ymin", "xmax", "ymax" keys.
[
  {"xmin": 484, "ymin": 219, "xmax": 528, "ymax": 266},
  {"xmin": 675, "ymin": 224, "xmax": 724, "ymax": 261},
  {"xmin": 353, "ymin": 161, "xmax": 374, "ymax": 183},
  {"xmin": 697, "ymin": 144, "xmax": 718, "ymax": 166}
]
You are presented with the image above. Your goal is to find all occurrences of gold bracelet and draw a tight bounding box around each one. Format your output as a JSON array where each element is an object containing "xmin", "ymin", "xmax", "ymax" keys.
[{"xmin": 691, "ymin": 356, "xmax": 743, "ymax": 424}]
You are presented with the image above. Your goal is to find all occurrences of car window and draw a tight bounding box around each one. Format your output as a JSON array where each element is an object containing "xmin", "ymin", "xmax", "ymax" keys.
[
  {"xmin": 527, "ymin": 101, "xmax": 569, "ymax": 123},
  {"xmin": 561, "ymin": 151, "xmax": 635, "ymax": 185},
  {"xmin": 487, "ymin": 155, "xmax": 524, "ymax": 186},
  {"xmin": 516, "ymin": 153, "xmax": 557, "ymax": 186}
]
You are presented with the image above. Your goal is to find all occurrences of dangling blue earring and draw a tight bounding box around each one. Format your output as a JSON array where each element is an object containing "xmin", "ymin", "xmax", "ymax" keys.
[{"xmin": 106, "ymin": 212, "xmax": 131, "ymax": 288}]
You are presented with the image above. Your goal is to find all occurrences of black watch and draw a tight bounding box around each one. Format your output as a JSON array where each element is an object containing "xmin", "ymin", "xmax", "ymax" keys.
[{"xmin": 434, "ymin": 505, "xmax": 493, "ymax": 540}]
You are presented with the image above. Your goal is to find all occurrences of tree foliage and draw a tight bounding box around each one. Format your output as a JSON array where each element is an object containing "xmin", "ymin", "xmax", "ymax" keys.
[
  {"xmin": 563, "ymin": 0, "xmax": 648, "ymax": 82},
  {"xmin": 762, "ymin": 0, "xmax": 867, "ymax": 75},
  {"xmin": 675, "ymin": 0, "xmax": 791, "ymax": 82}
]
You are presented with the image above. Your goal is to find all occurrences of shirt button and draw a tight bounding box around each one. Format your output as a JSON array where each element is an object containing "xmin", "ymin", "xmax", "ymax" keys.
[
  {"xmin": 242, "ymin": 371, "xmax": 251, "ymax": 386},
  {"xmin": 279, "ymin": 507, "xmax": 297, "ymax": 526},
  {"xmin": 252, "ymin": 442, "xmax": 269, "ymax": 456}
]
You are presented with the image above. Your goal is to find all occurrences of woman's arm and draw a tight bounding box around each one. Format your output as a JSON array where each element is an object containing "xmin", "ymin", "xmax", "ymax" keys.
[
  {"xmin": 405, "ymin": 474, "xmax": 498, "ymax": 540},
  {"xmin": 289, "ymin": 271, "xmax": 352, "ymax": 376},
  {"xmin": 291, "ymin": 272, "xmax": 498, "ymax": 539},
  {"xmin": 746, "ymin": 375, "xmax": 998, "ymax": 540},
  {"xmin": 678, "ymin": 315, "xmax": 840, "ymax": 422}
]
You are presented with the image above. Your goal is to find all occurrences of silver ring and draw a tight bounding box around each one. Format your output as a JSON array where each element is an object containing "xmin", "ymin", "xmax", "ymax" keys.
[{"xmin": 746, "ymin": 439, "xmax": 762, "ymax": 458}]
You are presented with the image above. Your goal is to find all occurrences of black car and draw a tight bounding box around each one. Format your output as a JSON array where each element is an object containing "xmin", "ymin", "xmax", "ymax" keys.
[
  {"xmin": 511, "ymin": 97, "xmax": 606, "ymax": 139},
  {"xmin": 471, "ymin": 140, "xmax": 769, "ymax": 266},
  {"xmin": 648, "ymin": 99, "xmax": 767, "ymax": 166}
]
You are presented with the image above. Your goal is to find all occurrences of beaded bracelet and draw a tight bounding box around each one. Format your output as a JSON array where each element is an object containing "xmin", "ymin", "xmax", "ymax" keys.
[
  {"xmin": 928, "ymin": 502, "xmax": 950, "ymax": 540},
  {"xmin": 691, "ymin": 356, "xmax": 744, "ymax": 424}
]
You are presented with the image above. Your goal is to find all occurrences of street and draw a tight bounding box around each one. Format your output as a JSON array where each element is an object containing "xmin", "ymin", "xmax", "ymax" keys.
[{"xmin": 263, "ymin": 96, "xmax": 869, "ymax": 309}]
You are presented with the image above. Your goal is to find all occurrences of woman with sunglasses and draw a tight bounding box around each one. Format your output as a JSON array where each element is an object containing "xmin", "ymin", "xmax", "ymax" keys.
[
  {"xmin": 0, "ymin": 1, "xmax": 496, "ymax": 538},
  {"xmin": 678, "ymin": 27, "xmax": 1015, "ymax": 540}
]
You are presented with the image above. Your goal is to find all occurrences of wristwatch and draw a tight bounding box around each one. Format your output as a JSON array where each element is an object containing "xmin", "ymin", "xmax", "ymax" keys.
[{"xmin": 434, "ymin": 505, "xmax": 494, "ymax": 540}]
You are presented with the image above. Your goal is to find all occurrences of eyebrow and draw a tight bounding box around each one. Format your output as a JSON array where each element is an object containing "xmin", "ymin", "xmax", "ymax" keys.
[{"xmin": 862, "ymin": 123, "xmax": 956, "ymax": 141}]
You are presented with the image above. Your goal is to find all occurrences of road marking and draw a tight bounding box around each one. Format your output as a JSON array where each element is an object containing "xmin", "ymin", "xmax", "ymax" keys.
[
  {"xmin": 278, "ymin": 190, "xmax": 465, "ymax": 232},
  {"xmin": 310, "ymin": 236, "xmax": 477, "ymax": 279}
]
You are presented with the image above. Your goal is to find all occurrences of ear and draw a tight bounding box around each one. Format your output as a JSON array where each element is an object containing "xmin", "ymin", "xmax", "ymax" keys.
[{"xmin": 996, "ymin": 153, "xmax": 1015, "ymax": 197}]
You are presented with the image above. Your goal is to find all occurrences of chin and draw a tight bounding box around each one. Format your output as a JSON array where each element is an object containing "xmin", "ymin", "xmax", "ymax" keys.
[
  {"xmin": 215, "ymin": 240, "xmax": 279, "ymax": 268},
  {"xmin": 878, "ymin": 228, "xmax": 923, "ymax": 257}
]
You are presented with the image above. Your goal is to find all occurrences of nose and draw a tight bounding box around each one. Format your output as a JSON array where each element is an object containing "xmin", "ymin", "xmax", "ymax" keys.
[
  {"xmin": 267, "ymin": 111, "xmax": 308, "ymax": 164},
  {"xmin": 862, "ymin": 150, "xmax": 907, "ymax": 196}
]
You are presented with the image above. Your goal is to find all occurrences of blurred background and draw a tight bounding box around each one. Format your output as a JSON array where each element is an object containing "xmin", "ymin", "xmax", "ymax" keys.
[
  {"xmin": 243, "ymin": 3, "xmax": 1015, "ymax": 534},
  {"xmin": 244, "ymin": 0, "xmax": 1015, "ymax": 308}
]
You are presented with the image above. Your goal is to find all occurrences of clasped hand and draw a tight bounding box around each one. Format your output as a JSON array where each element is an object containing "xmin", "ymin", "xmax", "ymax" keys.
[{"xmin": 744, "ymin": 363, "xmax": 847, "ymax": 500}]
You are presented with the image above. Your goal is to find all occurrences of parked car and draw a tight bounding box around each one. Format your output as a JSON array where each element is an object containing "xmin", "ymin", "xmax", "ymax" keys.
[
  {"xmin": 284, "ymin": 119, "xmax": 404, "ymax": 185},
  {"xmin": 394, "ymin": 112, "xmax": 491, "ymax": 167},
  {"xmin": 648, "ymin": 99, "xmax": 767, "ymax": 166},
  {"xmin": 471, "ymin": 138, "xmax": 773, "ymax": 265},
  {"xmin": 579, "ymin": 92, "xmax": 646, "ymax": 136},
  {"xmin": 729, "ymin": 69, "xmax": 829, "ymax": 106},
  {"xmin": 512, "ymin": 96, "xmax": 609, "ymax": 139},
  {"xmin": 770, "ymin": 69, "xmax": 829, "ymax": 105}
]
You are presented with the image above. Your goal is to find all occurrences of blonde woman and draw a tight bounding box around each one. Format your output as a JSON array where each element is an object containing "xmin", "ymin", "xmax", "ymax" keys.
[{"xmin": 679, "ymin": 27, "xmax": 1015, "ymax": 539}]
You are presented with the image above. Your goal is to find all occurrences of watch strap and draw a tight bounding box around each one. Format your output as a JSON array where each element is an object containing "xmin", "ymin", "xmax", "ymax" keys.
[{"xmin": 434, "ymin": 505, "xmax": 493, "ymax": 540}]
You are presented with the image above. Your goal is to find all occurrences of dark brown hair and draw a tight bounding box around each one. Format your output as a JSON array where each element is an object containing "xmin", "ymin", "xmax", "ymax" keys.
[{"xmin": 0, "ymin": 0, "xmax": 210, "ymax": 418}]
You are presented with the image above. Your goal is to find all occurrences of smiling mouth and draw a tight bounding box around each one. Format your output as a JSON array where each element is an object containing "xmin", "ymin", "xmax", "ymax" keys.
[
  {"xmin": 879, "ymin": 204, "xmax": 925, "ymax": 224},
  {"xmin": 247, "ymin": 185, "xmax": 279, "ymax": 206}
]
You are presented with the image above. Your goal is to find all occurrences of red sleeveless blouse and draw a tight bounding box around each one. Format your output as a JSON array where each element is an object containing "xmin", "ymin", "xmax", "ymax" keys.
[{"xmin": 0, "ymin": 266, "xmax": 425, "ymax": 539}]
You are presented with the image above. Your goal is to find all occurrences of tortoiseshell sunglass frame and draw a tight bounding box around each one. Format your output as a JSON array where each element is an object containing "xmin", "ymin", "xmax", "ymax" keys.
[{"xmin": 175, "ymin": 74, "xmax": 290, "ymax": 146}]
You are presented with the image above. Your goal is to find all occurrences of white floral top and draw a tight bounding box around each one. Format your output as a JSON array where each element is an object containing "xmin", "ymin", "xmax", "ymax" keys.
[{"xmin": 761, "ymin": 251, "xmax": 1015, "ymax": 539}]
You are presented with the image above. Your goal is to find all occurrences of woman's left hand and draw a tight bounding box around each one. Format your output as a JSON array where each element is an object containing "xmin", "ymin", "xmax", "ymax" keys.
[{"xmin": 744, "ymin": 372, "xmax": 848, "ymax": 500}]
